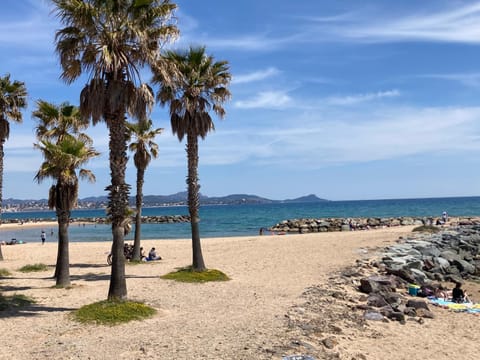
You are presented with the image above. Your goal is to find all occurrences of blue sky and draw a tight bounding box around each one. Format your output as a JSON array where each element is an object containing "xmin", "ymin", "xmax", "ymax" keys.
[{"xmin": 2, "ymin": 0, "xmax": 480, "ymax": 201}]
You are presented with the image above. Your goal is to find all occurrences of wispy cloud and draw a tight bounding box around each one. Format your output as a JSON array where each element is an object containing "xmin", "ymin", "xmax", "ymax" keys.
[
  {"xmin": 420, "ymin": 72, "xmax": 480, "ymax": 87},
  {"xmin": 233, "ymin": 67, "xmax": 280, "ymax": 84},
  {"xmin": 309, "ymin": 2, "xmax": 480, "ymax": 44},
  {"xmin": 325, "ymin": 90, "xmax": 401, "ymax": 106},
  {"xmin": 197, "ymin": 105, "xmax": 480, "ymax": 168},
  {"xmin": 234, "ymin": 91, "xmax": 292, "ymax": 109}
]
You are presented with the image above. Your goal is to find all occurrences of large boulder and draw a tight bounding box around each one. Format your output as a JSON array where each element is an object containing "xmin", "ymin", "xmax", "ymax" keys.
[{"xmin": 360, "ymin": 275, "xmax": 398, "ymax": 294}]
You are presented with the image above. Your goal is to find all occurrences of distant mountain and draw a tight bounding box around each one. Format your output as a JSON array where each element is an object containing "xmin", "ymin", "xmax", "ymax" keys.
[
  {"xmin": 282, "ymin": 194, "xmax": 328, "ymax": 203},
  {"xmin": 3, "ymin": 192, "xmax": 328, "ymax": 210}
]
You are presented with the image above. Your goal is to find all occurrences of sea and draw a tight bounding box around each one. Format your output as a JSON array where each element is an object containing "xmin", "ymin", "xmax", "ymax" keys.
[{"xmin": 1, "ymin": 196, "xmax": 480, "ymax": 244}]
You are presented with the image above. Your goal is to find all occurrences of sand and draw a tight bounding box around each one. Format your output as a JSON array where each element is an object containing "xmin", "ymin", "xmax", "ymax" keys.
[{"xmin": 0, "ymin": 226, "xmax": 479, "ymax": 360}]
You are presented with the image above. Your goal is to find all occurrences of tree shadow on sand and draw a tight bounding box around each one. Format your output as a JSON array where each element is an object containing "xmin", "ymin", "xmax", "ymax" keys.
[{"xmin": 0, "ymin": 301, "xmax": 76, "ymax": 319}]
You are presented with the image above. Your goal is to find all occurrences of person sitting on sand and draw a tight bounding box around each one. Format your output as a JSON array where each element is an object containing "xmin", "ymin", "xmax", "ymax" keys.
[
  {"xmin": 140, "ymin": 247, "xmax": 147, "ymax": 261},
  {"xmin": 452, "ymin": 282, "xmax": 469, "ymax": 303},
  {"xmin": 147, "ymin": 247, "xmax": 162, "ymax": 261},
  {"xmin": 434, "ymin": 287, "xmax": 451, "ymax": 300}
]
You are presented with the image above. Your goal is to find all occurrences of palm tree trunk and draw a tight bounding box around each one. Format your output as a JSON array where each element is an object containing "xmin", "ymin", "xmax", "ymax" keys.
[
  {"xmin": 0, "ymin": 140, "xmax": 4, "ymax": 261},
  {"xmin": 132, "ymin": 167, "xmax": 145, "ymax": 261},
  {"xmin": 55, "ymin": 209, "xmax": 71, "ymax": 287},
  {"xmin": 106, "ymin": 114, "xmax": 129, "ymax": 301},
  {"xmin": 187, "ymin": 133, "xmax": 205, "ymax": 271},
  {"xmin": 0, "ymin": 140, "xmax": 4, "ymax": 226}
]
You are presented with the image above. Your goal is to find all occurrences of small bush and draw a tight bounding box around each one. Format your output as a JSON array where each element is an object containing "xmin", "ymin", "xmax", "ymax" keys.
[
  {"xmin": 161, "ymin": 266, "xmax": 230, "ymax": 283},
  {"xmin": 412, "ymin": 225, "xmax": 441, "ymax": 234},
  {"xmin": 18, "ymin": 263, "xmax": 49, "ymax": 273},
  {"xmin": 73, "ymin": 300, "xmax": 156, "ymax": 325},
  {"xmin": 0, "ymin": 268, "xmax": 11, "ymax": 277},
  {"xmin": 0, "ymin": 293, "xmax": 35, "ymax": 311}
]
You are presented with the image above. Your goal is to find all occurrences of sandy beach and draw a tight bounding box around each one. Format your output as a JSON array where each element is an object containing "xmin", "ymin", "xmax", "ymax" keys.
[{"xmin": 1, "ymin": 226, "xmax": 479, "ymax": 360}]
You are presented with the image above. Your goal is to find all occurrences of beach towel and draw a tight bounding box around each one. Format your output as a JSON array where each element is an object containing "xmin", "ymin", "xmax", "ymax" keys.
[{"xmin": 428, "ymin": 297, "xmax": 480, "ymax": 314}]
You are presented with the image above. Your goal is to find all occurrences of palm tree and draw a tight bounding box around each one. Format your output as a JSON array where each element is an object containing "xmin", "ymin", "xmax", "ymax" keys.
[
  {"xmin": 127, "ymin": 120, "xmax": 163, "ymax": 261},
  {"xmin": 0, "ymin": 74, "xmax": 27, "ymax": 261},
  {"xmin": 33, "ymin": 100, "xmax": 98, "ymax": 286},
  {"xmin": 52, "ymin": 0, "xmax": 178, "ymax": 300},
  {"xmin": 33, "ymin": 100, "xmax": 90, "ymax": 143},
  {"xmin": 34, "ymin": 135, "xmax": 98, "ymax": 287},
  {"xmin": 154, "ymin": 47, "xmax": 231, "ymax": 271}
]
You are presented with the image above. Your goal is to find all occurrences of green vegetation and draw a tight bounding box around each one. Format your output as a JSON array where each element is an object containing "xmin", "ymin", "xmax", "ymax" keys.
[
  {"xmin": 0, "ymin": 268, "xmax": 11, "ymax": 277},
  {"xmin": 0, "ymin": 293, "xmax": 34, "ymax": 311},
  {"xmin": 412, "ymin": 225, "xmax": 441, "ymax": 233},
  {"xmin": 161, "ymin": 266, "xmax": 230, "ymax": 283},
  {"xmin": 73, "ymin": 300, "xmax": 156, "ymax": 325},
  {"xmin": 18, "ymin": 263, "xmax": 49, "ymax": 272}
]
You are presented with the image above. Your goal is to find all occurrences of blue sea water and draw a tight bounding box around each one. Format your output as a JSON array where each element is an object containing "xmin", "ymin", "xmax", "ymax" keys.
[{"xmin": 1, "ymin": 196, "xmax": 480, "ymax": 243}]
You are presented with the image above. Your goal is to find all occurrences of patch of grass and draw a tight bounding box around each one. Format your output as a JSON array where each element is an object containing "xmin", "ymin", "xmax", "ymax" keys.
[
  {"xmin": 161, "ymin": 266, "xmax": 230, "ymax": 283},
  {"xmin": 0, "ymin": 268, "xmax": 11, "ymax": 277},
  {"xmin": 0, "ymin": 293, "xmax": 35, "ymax": 311},
  {"xmin": 73, "ymin": 300, "xmax": 156, "ymax": 325},
  {"xmin": 18, "ymin": 263, "xmax": 49, "ymax": 273},
  {"xmin": 412, "ymin": 225, "xmax": 441, "ymax": 234}
]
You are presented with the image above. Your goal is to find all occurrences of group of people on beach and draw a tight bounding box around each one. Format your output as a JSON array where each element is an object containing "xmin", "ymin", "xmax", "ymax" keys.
[
  {"xmin": 140, "ymin": 247, "xmax": 162, "ymax": 261},
  {"xmin": 419, "ymin": 282, "xmax": 470, "ymax": 303}
]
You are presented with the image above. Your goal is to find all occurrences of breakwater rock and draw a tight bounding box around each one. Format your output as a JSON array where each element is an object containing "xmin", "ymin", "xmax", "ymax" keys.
[
  {"xmin": 2, "ymin": 215, "xmax": 190, "ymax": 225},
  {"xmin": 351, "ymin": 225, "xmax": 480, "ymax": 323},
  {"xmin": 269, "ymin": 216, "xmax": 480, "ymax": 233},
  {"xmin": 83, "ymin": 215, "xmax": 191, "ymax": 224},
  {"xmin": 375, "ymin": 225, "xmax": 480, "ymax": 284}
]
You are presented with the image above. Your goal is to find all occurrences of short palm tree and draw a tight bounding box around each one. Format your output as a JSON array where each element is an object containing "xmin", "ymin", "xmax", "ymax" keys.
[
  {"xmin": 0, "ymin": 74, "xmax": 27, "ymax": 261},
  {"xmin": 127, "ymin": 120, "xmax": 163, "ymax": 261},
  {"xmin": 34, "ymin": 135, "xmax": 98, "ymax": 287},
  {"xmin": 33, "ymin": 100, "xmax": 90, "ymax": 143},
  {"xmin": 33, "ymin": 100, "xmax": 98, "ymax": 286},
  {"xmin": 52, "ymin": 0, "xmax": 177, "ymax": 300},
  {"xmin": 154, "ymin": 47, "xmax": 231, "ymax": 271}
]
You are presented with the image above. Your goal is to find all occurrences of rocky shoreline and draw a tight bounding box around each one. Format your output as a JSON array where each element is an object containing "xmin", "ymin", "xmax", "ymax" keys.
[
  {"xmin": 279, "ymin": 224, "xmax": 480, "ymax": 358},
  {"xmin": 269, "ymin": 216, "xmax": 480, "ymax": 233}
]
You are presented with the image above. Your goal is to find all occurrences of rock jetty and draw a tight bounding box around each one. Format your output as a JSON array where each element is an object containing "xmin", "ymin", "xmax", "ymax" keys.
[
  {"xmin": 269, "ymin": 216, "xmax": 480, "ymax": 233},
  {"xmin": 2, "ymin": 215, "xmax": 190, "ymax": 225}
]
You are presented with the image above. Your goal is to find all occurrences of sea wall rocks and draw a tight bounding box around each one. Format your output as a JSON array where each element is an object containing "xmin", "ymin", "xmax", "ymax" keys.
[
  {"xmin": 354, "ymin": 225, "xmax": 480, "ymax": 323},
  {"xmin": 376, "ymin": 225, "xmax": 480, "ymax": 283},
  {"xmin": 87, "ymin": 215, "xmax": 190, "ymax": 224},
  {"xmin": 269, "ymin": 216, "xmax": 480, "ymax": 233},
  {"xmin": 2, "ymin": 215, "xmax": 190, "ymax": 225}
]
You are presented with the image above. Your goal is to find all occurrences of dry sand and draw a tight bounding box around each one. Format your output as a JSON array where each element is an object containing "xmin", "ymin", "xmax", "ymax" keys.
[{"xmin": 0, "ymin": 226, "xmax": 479, "ymax": 360}]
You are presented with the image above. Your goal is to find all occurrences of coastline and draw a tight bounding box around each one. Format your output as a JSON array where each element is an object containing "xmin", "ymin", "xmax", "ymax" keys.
[{"xmin": 1, "ymin": 227, "xmax": 479, "ymax": 359}]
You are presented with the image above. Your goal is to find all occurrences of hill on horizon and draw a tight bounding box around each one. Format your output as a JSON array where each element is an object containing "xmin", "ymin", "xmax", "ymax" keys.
[{"xmin": 4, "ymin": 192, "xmax": 328, "ymax": 207}]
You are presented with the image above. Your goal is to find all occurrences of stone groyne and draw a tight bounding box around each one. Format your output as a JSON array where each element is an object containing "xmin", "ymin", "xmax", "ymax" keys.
[
  {"xmin": 269, "ymin": 216, "xmax": 480, "ymax": 233},
  {"xmin": 2, "ymin": 214, "xmax": 190, "ymax": 225}
]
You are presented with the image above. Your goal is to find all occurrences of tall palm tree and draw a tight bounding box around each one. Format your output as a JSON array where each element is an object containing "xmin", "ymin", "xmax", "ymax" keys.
[
  {"xmin": 52, "ymin": 0, "xmax": 178, "ymax": 300},
  {"xmin": 33, "ymin": 100, "xmax": 98, "ymax": 286},
  {"xmin": 127, "ymin": 120, "xmax": 163, "ymax": 261},
  {"xmin": 34, "ymin": 135, "xmax": 99, "ymax": 287},
  {"xmin": 0, "ymin": 74, "xmax": 27, "ymax": 261},
  {"xmin": 154, "ymin": 47, "xmax": 231, "ymax": 271}
]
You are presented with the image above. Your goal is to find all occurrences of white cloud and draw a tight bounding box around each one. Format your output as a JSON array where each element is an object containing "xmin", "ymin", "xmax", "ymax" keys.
[
  {"xmin": 200, "ymin": 105, "xmax": 480, "ymax": 169},
  {"xmin": 420, "ymin": 72, "xmax": 480, "ymax": 87},
  {"xmin": 234, "ymin": 91, "xmax": 292, "ymax": 109},
  {"xmin": 233, "ymin": 67, "xmax": 280, "ymax": 84},
  {"xmin": 325, "ymin": 90, "xmax": 401, "ymax": 106},
  {"xmin": 312, "ymin": 2, "xmax": 480, "ymax": 44}
]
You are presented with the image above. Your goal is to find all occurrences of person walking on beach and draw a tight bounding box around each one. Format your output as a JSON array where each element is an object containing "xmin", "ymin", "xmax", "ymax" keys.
[{"xmin": 41, "ymin": 230, "xmax": 46, "ymax": 245}]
